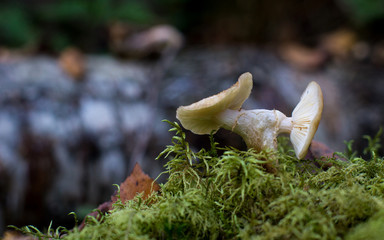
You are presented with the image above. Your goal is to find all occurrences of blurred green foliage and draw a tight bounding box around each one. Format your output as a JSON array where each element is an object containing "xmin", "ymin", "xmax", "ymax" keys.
[
  {"xmin": 342, "ymin": 0, "xmax": 384, "ymax": 25},
  {"xmin": 0, "ymin": 0, "xmax": 161, "ymax": 52},
  {"xmin": 0, "ymin": 0, "xmax": 383, "ymax": 51},
  {"xmin": 36, "ymin": 0, "xmax": 156, "ymax": 24},
  {"xmin": 0, "ymin": 6, "xmax": 36, "ymax": 47}
]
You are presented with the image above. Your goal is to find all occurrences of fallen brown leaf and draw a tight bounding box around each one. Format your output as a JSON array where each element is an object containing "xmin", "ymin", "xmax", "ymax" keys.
[
  {"xmin": 79, "ymin": 163, "xmax": 160, "ymax": 231},
  {"xmin": 279, "ymin": 42, "xmax": 327, "ymax": 71},
  {"xmin": 321, "ymin": 29, "xmax": 357, "ymax": 59},
  {"xmin": 110, "ymin": 24, "xmax": 183, "ymax": 58},
  {"xmin": 305, "ymin": 140, "xmax": 347, "ymax": 170},
  {"xmin": 58, "ymin": 47, "xmax": 86, "ymax": 80},
  {"xmin": 111, "ymin": 163, "xmax": 160, "ymax": 204}
]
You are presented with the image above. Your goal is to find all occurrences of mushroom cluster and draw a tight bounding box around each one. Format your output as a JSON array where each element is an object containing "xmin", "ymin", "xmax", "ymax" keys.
[{"xmin": 176, "ymin": 72, "xmax": 323, "ymax": 159}]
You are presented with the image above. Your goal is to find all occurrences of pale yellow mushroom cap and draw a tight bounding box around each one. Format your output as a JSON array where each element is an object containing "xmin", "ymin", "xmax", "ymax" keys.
[
  {"xmin": 176, "ymin": 72, "xmax": 253, "ymax": 134},
  {"xmin": 290, "ymin": 81, "xmax": 323, "ymax": 159}
]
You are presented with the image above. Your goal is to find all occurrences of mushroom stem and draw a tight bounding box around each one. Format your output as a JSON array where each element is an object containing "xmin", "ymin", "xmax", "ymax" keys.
[
  {"xmin": 278, "ymin": 116, "xmax": 293, "ymax": 134},
  {"xmin": 217, "ymin": 109, "xmax": 288, "ymax": 151},
  {"xmin": 216, "ymin": 109, "xmax": 243, "ymax": 132}
]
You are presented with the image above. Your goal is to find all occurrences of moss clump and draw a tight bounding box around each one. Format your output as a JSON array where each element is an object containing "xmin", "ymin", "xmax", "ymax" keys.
[
  {"xmin": 345, "ymin": 210, "xmax": 384, "ymax": 240},
  {"xmin": 17, "ymin": 121, "xmax": 384, "ymax": 239}
]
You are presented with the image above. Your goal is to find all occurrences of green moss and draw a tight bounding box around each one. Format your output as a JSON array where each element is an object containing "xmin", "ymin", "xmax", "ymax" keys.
[
  {"xmin": 14, "ymin": 121, "xmax": 384, "ymax": 239},
  {"xmin": 346, "ymin": 210, "xmax": 384, "ymax": 240}
]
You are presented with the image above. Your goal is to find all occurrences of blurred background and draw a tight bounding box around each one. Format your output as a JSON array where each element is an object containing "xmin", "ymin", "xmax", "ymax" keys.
[{"xmin": 1, "ymin": 0, "xmax": 384, "ymax": 235}]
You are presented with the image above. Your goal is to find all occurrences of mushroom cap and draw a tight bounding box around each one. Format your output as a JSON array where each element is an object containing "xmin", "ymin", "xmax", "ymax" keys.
[
  {"xmin": 176, "ymin": 72, "xmax": 253, "ymax": 134},
  {"xmin": 290, "ymin": 81, "xmax": 323, "ymax": 159}
]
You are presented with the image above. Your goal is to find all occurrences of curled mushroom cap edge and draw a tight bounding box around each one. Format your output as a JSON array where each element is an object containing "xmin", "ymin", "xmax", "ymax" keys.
[{"xmin": 176, "ymin": 72, "xmax": 253, "ymax": 135}]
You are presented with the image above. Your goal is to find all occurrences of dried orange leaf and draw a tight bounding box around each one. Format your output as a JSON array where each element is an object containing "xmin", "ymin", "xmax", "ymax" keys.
[{"xmin": 112, "ymin": 163, "xmax": 160, "ymax": 203}]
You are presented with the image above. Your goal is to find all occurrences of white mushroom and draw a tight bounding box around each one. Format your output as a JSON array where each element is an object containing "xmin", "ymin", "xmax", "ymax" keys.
[{"xmin": 176, "ymin": 72, "xmax": 323, "ymax": 159}]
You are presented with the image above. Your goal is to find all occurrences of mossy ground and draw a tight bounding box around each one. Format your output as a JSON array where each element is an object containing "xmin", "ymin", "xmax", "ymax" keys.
[{"xmin": 15, "ymin": 122, "xmax": 384, "ymax": 239}]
